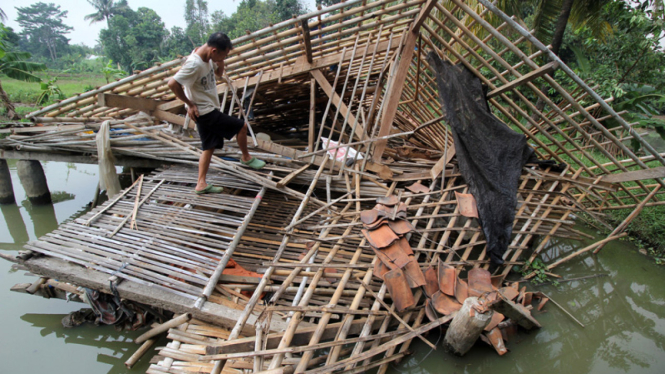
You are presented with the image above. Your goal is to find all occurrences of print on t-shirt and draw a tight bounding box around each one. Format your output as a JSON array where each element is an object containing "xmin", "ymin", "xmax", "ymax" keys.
[{"xmin": 201, "ymin": 69, "xmax": 216, "ymax": 92}]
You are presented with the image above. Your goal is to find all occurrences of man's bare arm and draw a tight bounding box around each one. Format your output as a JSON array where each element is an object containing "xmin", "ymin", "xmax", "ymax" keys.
[
  {"xmin": 214, "ymin": 60, "xmax": 225, "ymax": 78},
  {"xmin": 168, "ymin": 78, "xmax": 199, "ymax": 120}
]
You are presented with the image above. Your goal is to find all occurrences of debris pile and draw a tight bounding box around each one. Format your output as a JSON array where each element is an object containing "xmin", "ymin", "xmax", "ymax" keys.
[{"xmin": 1, "ymin": 0, "xmax": 665, "ymax": 373}]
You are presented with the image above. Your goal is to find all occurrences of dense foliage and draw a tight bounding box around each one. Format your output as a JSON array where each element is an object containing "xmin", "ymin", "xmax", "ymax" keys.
[{"xmin": 99, "ymin": 7, "xmax": 167, "ymax": 73}]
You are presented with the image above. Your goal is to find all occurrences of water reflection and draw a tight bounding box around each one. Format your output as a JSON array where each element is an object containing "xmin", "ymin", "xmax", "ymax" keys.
[
  {"xmin": 1, "ymin": 203, "xmax": 29, "ymax": 245},
  {"xmin": 20, "ymin": 313, "xmax": 163, "ymax": 374},
  {"xmin": 0, "ymin": 160, "xmax": 152, "ymax": 374},
  {"xmin": 20, "ymin": 200, "xmax": 59, "ymax": 239},
  {"xmin": 388, "ymin": 233, "xmax": 665, "ymax": 374}
]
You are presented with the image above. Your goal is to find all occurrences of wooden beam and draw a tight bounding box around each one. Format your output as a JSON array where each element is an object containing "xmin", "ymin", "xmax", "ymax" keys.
[
  {"xmin": 310, "ymin": 69, "xmax": 364, "ymax": 142},
  {"xmin": 601, "ymin": 166, "xmax": 665, "ymax": 184},
  {"xmin": 99, "ymin": 92, "xmax": 158, "ymax": 112},
  {"xmin": 21, "ymin": 254, "xmax": 290, "ymax": 336},
  {"xmin": 411, "ymin": 0, "xmax": 439, "ymax": 31},
  {"xmin": 371, "ymin": 0, "xmax": 438, "ymax": 162},
  {"xmin": 99, "ymin": 93, "xmax": 188, "ymax": 128},
  {"xmin": 301, "ymin": 20, "xmax": 313, "ymax": 64},
  {"xmin": 486, "ymin": 61, "xmax": 559, "ymax": 98},
  {"xmin": 371, "ymin": 33, "xmax": 418, "ymax": 162}
]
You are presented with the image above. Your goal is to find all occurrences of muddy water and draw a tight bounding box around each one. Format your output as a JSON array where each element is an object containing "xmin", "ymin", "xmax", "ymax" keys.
[
  {"xmin": 1, "ymin": 161, "xmax": 665, "ymax": 374},
  {"xmin": 0, "ymin": 160, "xmax": 162, "ymax": 374}
]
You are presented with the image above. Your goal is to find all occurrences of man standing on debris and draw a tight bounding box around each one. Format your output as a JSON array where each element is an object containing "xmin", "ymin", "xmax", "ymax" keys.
[{"xmin": 168, "ymin": 32, "xmax": 265, "ymax": 195}]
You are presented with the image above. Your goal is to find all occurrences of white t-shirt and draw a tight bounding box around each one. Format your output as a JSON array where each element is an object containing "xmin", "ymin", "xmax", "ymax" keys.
[{"xmin": 173, "ymin": 53, "xmax": 221, "ymax": 116}]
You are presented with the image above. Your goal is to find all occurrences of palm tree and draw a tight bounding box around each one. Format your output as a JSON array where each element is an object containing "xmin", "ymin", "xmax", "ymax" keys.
[
  {"xmin": 495, "ymin": 0, "xmax": 611, "ymax": 56},
  {"xmin": 84, "ymin": 0, "xmax": 129, "ymax": 26},
  {"xmin": 0, "ymin": 50, "xmax": 46, "ymax": 120}
]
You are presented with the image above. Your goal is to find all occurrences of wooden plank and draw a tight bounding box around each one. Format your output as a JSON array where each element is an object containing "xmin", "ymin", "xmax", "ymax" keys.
[
  {"xmin": 301, "ymin": 20, "xmax": 313, "ymax": 64},
  {"xmin": 99, "ymin": 93, "xmax": 187, "ymax": 127},
  {"xmin": 153, "ymin": 110, "xmax": 187, "ymax": 127},
  {"xmin": 99, "ymin": 93, "xmax": 159, "ymax": 112},
  {"xmin": 411, "ymin": 0, "xmax": 438, "ymax": 31},
  {"xmin": 486, "ymin": 62, "xmax": 559, "ymax": 98},
  {"xmin": 601, "ymin": 166, "xmax": 665, "ymax": 183},
  {"xmin": 21, "ymin": 254, "xmax": 290, "ymax": 335},
  {"xmin": 431, "ymin": 143, "xmax": 456, "ymax": 179},
  {"xmin": 372, "ymin": 0, "xmax": 438, "ymax": 162}
]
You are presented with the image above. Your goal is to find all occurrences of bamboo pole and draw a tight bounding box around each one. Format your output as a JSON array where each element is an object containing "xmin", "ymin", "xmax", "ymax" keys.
[
  {"xmin": 134, "ymin": 313, "xmax": 191, "ymax": 344},
  {"xmin": 130, "ymin": 174, "xmax": 144, "ymax": 230},
  {"xmin": 125, "ymin": 338, "xmax": 156, "ymax": 368},
  {"xmin": 26, "ymin": 58, "xmax": 186, "ymax": 118},
  {"xmin": 107, "ymin": 179, "xmax": 166, "ymax": 237},
  {"xmin": 194, "ymin": 176, "xmax": 271, "ymax": 309},
  {"xmin": 593, "ymin": 184, "xmax": 662, "ymax": 254},
  {"xmin": 326, "ymin": 34, "xmax": 361, "ymax": 174},
  {"xmin": 210, "ymin": 158, "xmax": 330, "ymax": 374},
  {"xmin": 311, "ymin": 47, "xmax": 348, "ymax": 164},
  {"xmin": 356, "ymin": 277, "xmax": 436, "ymax": 349},
  {"xmin": 84, "ymin": 176, "xmax": 143, "ymax": 226},
  {"xmin": 477, "ymin": 0, "xmax": 665, "ymax": 170},
  {"xmin": 223, "ymin": 71, "xmax": 258, "ymax": 146}
]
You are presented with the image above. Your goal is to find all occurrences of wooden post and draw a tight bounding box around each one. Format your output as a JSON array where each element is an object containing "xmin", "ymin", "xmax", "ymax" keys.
[{"xmin": 444, "ymin": 297, "xmax": 493, "ymax": 356}]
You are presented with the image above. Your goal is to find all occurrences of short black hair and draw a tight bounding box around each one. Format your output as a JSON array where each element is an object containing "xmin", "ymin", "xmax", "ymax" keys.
[{"xmin": 208, "ymin": 32, "xmax": 233, "ymax": 51}]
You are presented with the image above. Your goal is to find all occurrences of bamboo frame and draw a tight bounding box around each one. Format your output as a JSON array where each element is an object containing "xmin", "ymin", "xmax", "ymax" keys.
[{"xmin": 7, "ymin": 2, "xmax": 665, "ymax": 373}]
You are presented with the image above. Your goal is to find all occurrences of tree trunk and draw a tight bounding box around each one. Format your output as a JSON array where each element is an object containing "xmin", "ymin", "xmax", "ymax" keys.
[
  {"xmin": 530, "ymin": 0, "xmax": 575, "ymax": 123},
  {"xmin": 551, "ymin": 0, "xmax": 575, "ymax": 56},
  {"xmin": 0, "ymin": 80, "xmax": 20, "ymax": 120}
]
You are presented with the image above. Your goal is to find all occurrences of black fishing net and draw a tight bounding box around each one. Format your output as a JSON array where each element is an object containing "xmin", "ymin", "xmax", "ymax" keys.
[{"xmin": 427, "ymin": 52, "xmax": 537, "ymax": 270}]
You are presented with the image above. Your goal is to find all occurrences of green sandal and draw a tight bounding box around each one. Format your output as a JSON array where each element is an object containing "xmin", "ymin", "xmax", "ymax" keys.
[
  {"xmin": 240, "ymin": 157, "xmax": 266, "ymax": 170},
  {"xmin": 195, "ymin": 184, "xmax": 224, "ymax": 194}
]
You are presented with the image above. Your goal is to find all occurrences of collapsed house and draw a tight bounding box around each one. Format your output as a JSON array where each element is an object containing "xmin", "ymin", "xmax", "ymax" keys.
[{"xmin": 2, "ymin": 0, "xmax": 665, "ymax": 373}]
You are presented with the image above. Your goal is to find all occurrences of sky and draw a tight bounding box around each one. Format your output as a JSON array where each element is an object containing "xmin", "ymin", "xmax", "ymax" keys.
[{"xmin": 2, "ymin": 0, "xmax": 318, "ymax": 47}]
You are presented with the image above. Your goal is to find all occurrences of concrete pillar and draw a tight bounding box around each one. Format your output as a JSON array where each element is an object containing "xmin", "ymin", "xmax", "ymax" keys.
[
  {"xmin": 16, "ymin": 160, "xmax": 52, "ymax": 205},
  {"xmin": 0, "ymin": 159, "xmax": 16, "ymax": 204}
]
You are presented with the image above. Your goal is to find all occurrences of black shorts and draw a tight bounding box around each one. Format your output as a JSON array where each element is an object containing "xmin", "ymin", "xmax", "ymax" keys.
[{"xmin": 195, "ymin": 109, "xmax": 245, "ymax": 150}]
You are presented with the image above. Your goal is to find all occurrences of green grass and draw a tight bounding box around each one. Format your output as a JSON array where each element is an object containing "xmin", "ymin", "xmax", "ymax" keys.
[
  {"xmin": 606, "ymin": 205, "xmax": 665, "ymax": 263},
  {"xmin": 1, "ymin": 72, "xmax": 108, "ymax": 105}
]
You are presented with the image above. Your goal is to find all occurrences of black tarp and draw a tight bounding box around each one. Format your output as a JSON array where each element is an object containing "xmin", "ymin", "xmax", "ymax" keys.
[{"xmin": 427, "ymin": 52, "xmax": 536, "ymax": 270}]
